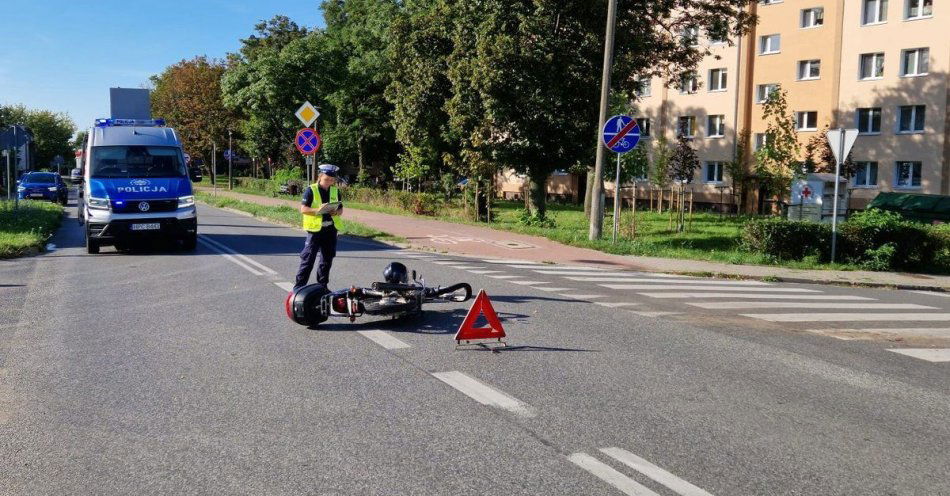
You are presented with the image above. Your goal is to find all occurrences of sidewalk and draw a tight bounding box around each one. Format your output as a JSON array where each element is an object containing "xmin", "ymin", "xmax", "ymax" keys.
[{"xmin": 196, "ymin": 187, "xmax": 950, "ymax": 291}]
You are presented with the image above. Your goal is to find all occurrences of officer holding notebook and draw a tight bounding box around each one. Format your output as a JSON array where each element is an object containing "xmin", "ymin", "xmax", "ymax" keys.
[{"xmin": 295, "ymin": 164, "xmax": 343, "ymax": 290}]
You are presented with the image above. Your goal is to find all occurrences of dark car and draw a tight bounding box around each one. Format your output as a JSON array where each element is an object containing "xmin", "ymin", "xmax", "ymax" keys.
[{"xmin": 17, "ymin": 172, "xmax": 68, "ymax": 205}]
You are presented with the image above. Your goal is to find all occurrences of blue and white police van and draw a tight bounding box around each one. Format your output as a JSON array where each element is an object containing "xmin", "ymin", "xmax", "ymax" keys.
[{"xmin": 78, "ymin": 118, "xmax": 200, "ymax": 254}]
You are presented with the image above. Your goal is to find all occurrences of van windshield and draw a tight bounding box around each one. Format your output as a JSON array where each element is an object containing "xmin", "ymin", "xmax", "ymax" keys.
[{"xmin": 90, "ymin": 146, "xmax": 186, "ymax": 179}]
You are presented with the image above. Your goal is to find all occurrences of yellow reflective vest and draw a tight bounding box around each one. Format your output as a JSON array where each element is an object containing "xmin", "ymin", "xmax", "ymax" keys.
[{"xmin": 302, "ymin": 184, "xmax": 340, "ymax": 232}]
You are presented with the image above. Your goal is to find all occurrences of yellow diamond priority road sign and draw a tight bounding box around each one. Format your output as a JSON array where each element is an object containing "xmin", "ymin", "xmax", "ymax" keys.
[{"xmin": 295, "ymin": 101, "xmax": 319, "ymax": 127}]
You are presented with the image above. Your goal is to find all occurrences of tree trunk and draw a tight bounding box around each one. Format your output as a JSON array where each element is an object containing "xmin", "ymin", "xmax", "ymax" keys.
[
  {"xmin": 527, "ymin": 168, "xmax": 548, "ymax": 219},
  {"xmin": 356, "ymin": 136, "xmax": 365, "ymax": 185},
  {"xmin": 583, "ymin": 167, "xmax": 594, "ymax": 219}
]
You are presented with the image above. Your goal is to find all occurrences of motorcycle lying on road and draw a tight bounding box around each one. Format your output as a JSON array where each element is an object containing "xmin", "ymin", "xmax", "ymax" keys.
[{"xmin": 286, "ymin": 262, "xmax": 473, "ymax": 328}]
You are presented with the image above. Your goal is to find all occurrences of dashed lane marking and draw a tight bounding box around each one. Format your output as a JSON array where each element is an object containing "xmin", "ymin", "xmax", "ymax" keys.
[
  {"xmin": 560, "ymin": 294, "xmax": 605, "ymax": 300},
  {"xmin": 568, "ymin": 453, "xmax": 661, "ymax": 496},
  {"xmin": 197, "ymin": 238, "xmax": 263, "ymax": 276},
  {"xmin": 595, "ymin": 302, "xmax": 640, "ymax": 308},
  {"xmin": 602, "ymin": 285, "xmax": 821, "ymax": 292},
  {"xmin": 431, "ymin": 371, "xmax": 535, "ymax": 417},
  {"xmin": 886, "ymin": 348, "xmax": 950, "ymax": 362},
  {"xmin": 690, "ymin": 302, "xmax": 937, "ymax": 310},
  {"xmin": 274, "ymin": 282, "xmax": 295, "ymax": 292},
  {"xmin": 569, "ymin": 277, "xmax": 770, "ymax": 285},
  {"xmin": 639, "ymin": 293, "xmax": 872, "ymax": 300},
  {"xmin": 357, "ymin": 330, "xmax": 411, "ymax": 350},
  {"xmin": 489, "ymin": 275, "xmax": 523, "ymax": 279},
  {"xmin": 742, "ymin": 313, "xmax": 950, "ymax": 322},
  {"xmin": 509, "ymin": 280, "xmax": 550, "ymax": 286},
  {"xmin": 600, "ymin": 447, "xmax": 715, "ymax": 496},
  {"xmin": 200, "ymin": 235, "xmax": 279, "ymax": 275},
  {"xmin": 467, "ymin": 270, "xmax": 506, "ymax": 275}
]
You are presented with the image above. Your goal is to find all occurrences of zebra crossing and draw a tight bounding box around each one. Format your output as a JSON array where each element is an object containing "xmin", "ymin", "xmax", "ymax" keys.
[{"xmin": 390, "ymin": 250, "xmax": 950, "ymax": 363}]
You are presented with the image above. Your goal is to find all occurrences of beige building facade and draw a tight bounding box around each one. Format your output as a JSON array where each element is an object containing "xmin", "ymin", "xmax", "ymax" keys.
[{"xmin": 497, "ymin": 0, "xmax": 947, "ymax": 212}]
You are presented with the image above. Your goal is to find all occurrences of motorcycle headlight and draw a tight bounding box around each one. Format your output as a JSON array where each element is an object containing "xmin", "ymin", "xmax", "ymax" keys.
[
  {"xmin": 87, "ymin": 197, "xmax": 110, "ymax": 210},
  {"xmin": 48, "ymin": 186, "xmax": 58, "ymax": 192},
  {"xmin": 17, "ymin": 186, "xmax": 25, "ymax": 192},
  {"xmin": 178, "ymin": 195, "xmax": 195, "ymax": 208}
]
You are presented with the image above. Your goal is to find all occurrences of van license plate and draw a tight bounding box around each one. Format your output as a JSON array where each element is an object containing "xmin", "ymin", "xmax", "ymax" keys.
[{"xmin": 131, "ymin": 223, "xmax": 160, "ymax": 231}]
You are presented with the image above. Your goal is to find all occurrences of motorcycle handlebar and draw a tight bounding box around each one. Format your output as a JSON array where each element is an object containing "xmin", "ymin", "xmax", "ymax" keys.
[{"xmin": 428, "ymin": 283, "xmax": 472, "ymax": 302}]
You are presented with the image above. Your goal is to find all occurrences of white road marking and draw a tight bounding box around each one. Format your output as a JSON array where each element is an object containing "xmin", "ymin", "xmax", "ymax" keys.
[
  {"xmin": 489, "ymin": 275, "xmax": 523, "ymax": 279},
  {"xmin": 742, "ymin": 313, "xmax": 950, "ymax": 322},
  {"xmin": 886, "ymin": 348, "xmax": 950, "ymax": 362},
  {"xmin": 595, "ymin": 302, "xmax": 640, "ymax": 308},
  {"xmin": 431, "ymin": 371, "xmax": 535, "ymax": 417},
  {"xmin": 274, "ymin": 282, "xmax": 295, "ymax": 292},
  {"xmin": 909, "ymin": 290, "xmax": 950, "ymax": 298},
  {"xmin": 633, "ymin": 311, "xmax": 681, "ymax": 317},
  {"xmin": 467, "ymin": 270, "xmax": 506, "ymax": 274},
  {"xmin": 535, "ymin": 287, "xmax": 574, "ymax": 292},
  {"xmin": 602, "ymin": 285, "xmax": 820, "ymax": 292},
  {"xmin": 569, "ymin": 277, "xmax": 769, "ymax": 285},
  {"xmin": 440, "ymin": 265, "xmax": 485, "ymax": 270},
  {"xmin": 433, "ymin": 260, "xmax": 463, "ymax": 265},
  {"xmin": 197, "ymin": 238, "xmax": 263, "ymax": 276},
  {"xmin": 509, "ymin": 280, "xmax": 550, "ymax": 286},
  {"xmin": 601, "ymin": 447, "xmax": 714, "ymax": 496},
  {"xmin": 689, "ymin": 302, "xmax": 936, "ymax": 310},
  {"xmin": 199, "ymin": 236, "xmax": 279, "ymax": 275},
  {"xmin": 357, "ymin": 330, "xmax": 411, "ymax": 350},
  {"xmin": 639, "ymin": 293, "xmax": 871, "ymax": 300},
  {"xmin": 513, "ymin": 265, "xmax": 606, "ymax": 271},
  {"xmin": 806, "ymin": 328, "xmax": 950, "ymax": 339},
  {"xmin": 482, "ymin": 259, "xmax": 541, "ymax": 265},
  {"xmin": 534, "ymin": 270, "xmax": 668, "ymax": 277},
  {"xmin": 560, "ymin": 294, "xmax": 605, "ymax": 299},
  {"xmin": 568, "ymin": 453, "xmax": 661, "ymax": 496}
]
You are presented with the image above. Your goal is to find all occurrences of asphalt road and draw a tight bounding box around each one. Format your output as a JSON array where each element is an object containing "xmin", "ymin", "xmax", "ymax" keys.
[{"xmin": 1, "ymin": 200, "xmax": 948, "ymax": 495}]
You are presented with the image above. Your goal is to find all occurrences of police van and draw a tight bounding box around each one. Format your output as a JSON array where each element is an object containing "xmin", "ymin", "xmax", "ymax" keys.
[{"xmin": 78, "ymin": 118, "xmax": 200, "ymax": 254}]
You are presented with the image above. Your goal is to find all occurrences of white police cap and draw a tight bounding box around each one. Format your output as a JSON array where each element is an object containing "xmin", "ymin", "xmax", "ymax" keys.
[{"xmin": 318, "ymin": 164, "xmax": 340, "ymax": 177}]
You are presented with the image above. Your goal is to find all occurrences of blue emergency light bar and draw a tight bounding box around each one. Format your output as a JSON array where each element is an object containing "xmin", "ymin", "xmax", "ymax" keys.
[{"xmin": 95, "ymin": 118, "xmax": 166, "ymax": 128}]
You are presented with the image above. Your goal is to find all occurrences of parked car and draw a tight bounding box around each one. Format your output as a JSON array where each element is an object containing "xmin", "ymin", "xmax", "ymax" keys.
[
  {"xmin": 17, "ymin": 172, "xmax": 68, "ymax": 205},
  {"xmin": 70, "ymin": 167, "xmax": 82, "ymax": 184}
]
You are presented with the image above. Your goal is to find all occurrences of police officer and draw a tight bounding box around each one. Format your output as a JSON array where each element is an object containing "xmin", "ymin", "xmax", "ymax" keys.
[{"xmin": 294, "ymin": 164, "xmax": 342, "ymax": 290}]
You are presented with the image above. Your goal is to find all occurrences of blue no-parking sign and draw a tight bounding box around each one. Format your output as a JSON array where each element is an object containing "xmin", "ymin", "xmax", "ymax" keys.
[{"xmin": 602, "ymin": 115, "xmax": 640, "ymax": 154}]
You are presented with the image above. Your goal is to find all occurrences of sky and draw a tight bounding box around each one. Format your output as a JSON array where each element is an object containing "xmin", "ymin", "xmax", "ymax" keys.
[{"xmin": 0, "ymin": 1, "xmax": 325, "ymax": 133}]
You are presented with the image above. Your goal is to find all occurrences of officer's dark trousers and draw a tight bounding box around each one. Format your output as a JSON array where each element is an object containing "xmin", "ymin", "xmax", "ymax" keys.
[{"xmin": 295, "ymin": 227, "xmax": 337, "ymax": 290}]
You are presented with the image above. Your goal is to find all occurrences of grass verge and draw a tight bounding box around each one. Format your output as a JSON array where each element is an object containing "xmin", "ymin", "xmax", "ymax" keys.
[
  {"xmin": 195, "ymin": 191, "xmax": 404, "ymax": 243},
  {"xmin": 0, "ymin": 200, "xmax": 63, "ymax": 258}
]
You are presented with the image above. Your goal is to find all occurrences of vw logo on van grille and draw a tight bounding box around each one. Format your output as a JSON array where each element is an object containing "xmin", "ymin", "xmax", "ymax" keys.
[
  {"xmin": 130, "ymin": 179, "xmax": 151, "ymax": 187},
  {"xmin": 138, "ymin": 201, "xmax": 150, "ymax": 212}
]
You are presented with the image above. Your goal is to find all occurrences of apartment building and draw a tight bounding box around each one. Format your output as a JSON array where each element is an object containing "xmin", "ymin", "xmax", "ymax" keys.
[{"xmin": 498, "ymin": 0, "xmax": 947, "ymax": 211}]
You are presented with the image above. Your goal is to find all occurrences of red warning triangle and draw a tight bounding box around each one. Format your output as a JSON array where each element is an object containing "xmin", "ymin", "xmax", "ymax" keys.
[{"xmin": 454, "ymin": 289, "xmax": 506, "ymax": 342}]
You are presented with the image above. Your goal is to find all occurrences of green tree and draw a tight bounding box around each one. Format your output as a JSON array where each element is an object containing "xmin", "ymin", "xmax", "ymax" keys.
[
  {"xmin": 649, "ymin": 136, "xmax": 672, "ymax": 190},
  {"xmin": 754, "ymin": 86, "xmax": 800, "ymax": 199},
  {"xmin": 1, "ymin": 104, "xmax": 75, "ymax": 170},
  {"xmin": 668, "ymin": 136, "xmax": 699, "ymax": 231},
  {"xmin": 803, "ymin": 124, "xmax": 856, "ymax": 178}
]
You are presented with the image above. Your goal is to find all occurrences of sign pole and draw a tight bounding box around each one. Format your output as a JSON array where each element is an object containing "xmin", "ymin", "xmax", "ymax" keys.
[
  {"xmin": 5, "ymin": 149, "xmax": 10, "ymax": 201},
  {"xmin": 589, "ymin": 0, "xmax": 618, "ymax": 241},
  {"xmin": 612, "ymin": 152, "xmax": 621, "ymax": 243},
  {"xmin": 831, "ymin": 127, "xmax": 844, "ymax": 264},
  {"xmin": 212, "ymin": 142, "xmax": 217, "ymax": 197}
]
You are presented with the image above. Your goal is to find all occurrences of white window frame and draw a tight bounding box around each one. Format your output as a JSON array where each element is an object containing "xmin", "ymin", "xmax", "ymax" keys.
[
  {"xmin": 704, "ymin": 161, "xmax": 725, "ymax": 184},
  {"xmin": 706, "ymin": 115, "xmax": 725, "ymax": 138},
  {"xmin": 863, "ymin": 0, "xmax": 888, "ymax": 25},
  {"xmin": 679, "ymin": 72, "xmax": 699, "ymax": 94},
  {"xmin": 634, "ymin": 77, "xmax": 652, "ymax": 98},
  {"xmin": 852, "ymin": 161, "xmax": 879, "ymax": 188},
  {"xmin": 801, "ymin": 8, "xmax": 825, "ymax": 28},
  {"xmin": 754, "ymin": 133, "xmax": 769, "ymax": 150},
  {"xmin": 859, "ymin": 53, "xmax": 885, "ymax": 80},
  {"xmin": 897, "ymin": 105, "xmax": 926, "ymax": 133},
  {"xmin": 681, "ymin": 26, "xmax": 699, "ymax": 47},
  {"xmin": 678, "ymin": 116, "xmax": 696, "ymax": 138},
  {"xmin": 856, "ymin": 108, "xmax": 882, "ymax": 135},
  {"xmin": 636, "ymin": 118, "xmax": 651, "ymax": 138},
  {"xmin": 905, "ymin": 0, "xmax": 933, "ymax": 20},
  {"xmin": 708, "ymin": 68, "xmax": 728, "ymax": 92},
  {"xmin": 755, "ymin": 83, "xmax": 778, "ymax": 103},
  {"xmin": 797, "ymin": 60, "xmax": 821, "ymax": 80},
  {"xmin": 759, "ymin": 34, "xmax": 781, "ymax": 55},
  {"xmin": 900, "ymin": 48, "xmax": 929, "ymax": 76},
  {"xmin": 894, "ymin": 161, "xmax": 922, "ymax": 189},
  {"xmin": 796, "ymin": 111, "xmax": 818, "ymax": 131},
  {"xmin": 760, "ymin": 0, "xmax": 783, "ymax": 4}
]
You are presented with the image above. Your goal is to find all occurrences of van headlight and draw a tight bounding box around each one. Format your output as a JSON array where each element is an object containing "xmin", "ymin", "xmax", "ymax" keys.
[
  {"xmin": 87, "ymin": 197, "xmax": 110, "ymax": 210},
  {"xmin": 178, "ymin": 195, "xmax": 195, "ymax": 208}
]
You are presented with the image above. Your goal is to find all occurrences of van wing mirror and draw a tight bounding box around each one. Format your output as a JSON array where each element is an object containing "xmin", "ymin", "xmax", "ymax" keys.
[{"xmin": 189, "ymin": 168, "xmax": 203, "ymax": 183}]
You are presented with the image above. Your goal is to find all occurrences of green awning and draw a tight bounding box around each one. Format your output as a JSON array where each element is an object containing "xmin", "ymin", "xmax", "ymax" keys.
[{"xmin": 867, "ymin": 192, "xmax": 950, "ymax": 223}]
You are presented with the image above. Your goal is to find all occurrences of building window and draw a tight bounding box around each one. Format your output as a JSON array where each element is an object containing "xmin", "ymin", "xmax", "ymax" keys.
[
  {"xmin": 897, "ymin": 105, "xmax": 925, "ymax": 133},
  {"xmin": 636, "ymin": 118, "xmax": 651, "ymax": 138},
  {"xmin": 707, "ymin": 115, "xmax": 725, "ymax": 137},
  {"xmin": 704, "ymin": 162, "xmax": 725, "ymax": 183},
  {"xmin": 901, "ymin": 48, "xmax": 929, "ymax": 76},
  {"xmin": 906, "ymin": 0, "xmax": 933, "ymax": 19},
  {"xmin": 760, "ymin": 0, "xmax": 782, "ymax": 4},
  {"xmin": 634, "ymin": 77, "xmax": 652, "ymax": 98},
  {"xmin": 863, "ymin": 0, "xmax": 888, "ymax": 24},
  {"xmin": 678, "ymin": 116, "xmax": 696, "ymax": 137},
  {"xmin": 895, "ymin": 161, "xmax": 922, "ymax": 188},
  {"xmin": 798, "ymin": 60, "xmax": 821, "ymax": 80},
  {"xmin": 759, "ymin": 34, "xmax": 780, "ymax": 54},
  {"xmin": 859, "ymin": 53, "xmax": 885, "ymax": 79},
  {"xmin": 680, "ymin": 26, "xmax": 699, "ymax": 46},
  {"xmin": 796, "ymin": 111, "xmax": 818, "ymax": 131},
  {"xmin": 679, "ymin": 72, "xmax": 699, "ymax": 94},
  {"xmin": 708, "ymin": 68, "xmax": 728, "ymax": 91},
  {"xmin": 853, "ymin": 162, "xmax": 879, "ymax": 187},
  {"xmin": 754, "ymin": 133, "xmax": 769, "ymax": 150},
  {"xmin": 755, "ymin": 83, "xmax": 779, "ymax": 103},
  {"xmin": 801, "ymin": 8, "xmax": 825, "ymax": 28},
  {"xmin": 856, "ymin": 108, "xmax": 882, "ymax": 134}
]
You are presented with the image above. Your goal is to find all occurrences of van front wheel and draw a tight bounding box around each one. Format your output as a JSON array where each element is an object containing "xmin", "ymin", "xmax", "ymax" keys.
[{"xmin": 182, "ymin": 233, "xmax": 197, "ymax": 251}]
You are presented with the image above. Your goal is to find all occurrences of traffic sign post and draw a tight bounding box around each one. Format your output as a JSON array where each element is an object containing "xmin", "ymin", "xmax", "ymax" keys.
[
  {"xmin": 294, "ymin": 128, "xmax": 322, "ymax": 155},
  {"xmin": 826, "ymin": 128, "xmax": 858, "ymax": 263},
  {"xmin": 601, "ymin": 115, "xmax": 641, "ymax": 243}
]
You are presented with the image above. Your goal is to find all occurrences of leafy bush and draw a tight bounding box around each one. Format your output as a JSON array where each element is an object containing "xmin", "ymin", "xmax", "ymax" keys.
[
  {"xmin": 741, "ymin": 218, "xmax": 831, "ymax": 261},
  {"xmin": 838, "ymin": 209, "xmax": 940, "ymax": 271},
  {"xmin": 0, "ymin": 200, "xmax": 63, "ymax": 258},
  {"xmin": 518, "ymin": 209, "xmax": 557, "ymax": 228}
]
